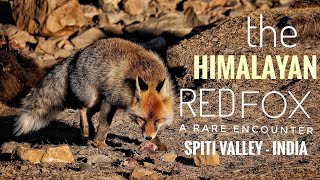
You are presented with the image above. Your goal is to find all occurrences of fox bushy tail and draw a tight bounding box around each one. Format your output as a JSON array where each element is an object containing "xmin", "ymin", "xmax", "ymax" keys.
[{"xmin": 14, "ymin": 56, "xmax": 73, "ymax": 136}]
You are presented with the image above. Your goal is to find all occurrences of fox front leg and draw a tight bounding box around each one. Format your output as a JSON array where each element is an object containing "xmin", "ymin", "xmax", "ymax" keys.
[
  {"xmin": 92, "ymin": 102, "xmax": 117, "ymax": 150},
  {"xmin": 80, "ymin": 107, "xmax": 96, "ymax": 142}
]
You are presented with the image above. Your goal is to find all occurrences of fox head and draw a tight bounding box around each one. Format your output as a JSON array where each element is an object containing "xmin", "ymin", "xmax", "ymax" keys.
[{"xmin": 128, "ymin": 76, "xmax": 174, "ymax": 140}]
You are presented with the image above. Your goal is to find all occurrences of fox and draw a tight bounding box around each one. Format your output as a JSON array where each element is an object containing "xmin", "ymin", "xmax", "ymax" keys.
[{"xmin": 13, "ymin": 38, "xmax": 174, "ymax": 150}]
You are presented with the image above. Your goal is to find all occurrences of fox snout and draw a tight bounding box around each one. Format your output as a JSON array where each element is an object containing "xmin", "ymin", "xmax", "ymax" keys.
[{"xmin": 142, "ymin": 121, "xmax": 158, "ymax": 140}]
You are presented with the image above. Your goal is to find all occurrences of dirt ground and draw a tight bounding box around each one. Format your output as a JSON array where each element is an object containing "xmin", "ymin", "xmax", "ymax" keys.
[{"xmin": 1, "ymin": 6, "xmax": 320, "ymax": 180}]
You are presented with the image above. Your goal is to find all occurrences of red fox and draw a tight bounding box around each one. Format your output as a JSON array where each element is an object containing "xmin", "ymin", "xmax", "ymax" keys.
[{"xmin": 14, "ymin": 38, "xmax": 174, "ymax": 150}]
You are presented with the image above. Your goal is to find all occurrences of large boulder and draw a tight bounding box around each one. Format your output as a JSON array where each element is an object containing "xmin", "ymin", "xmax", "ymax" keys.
[
  {"xmin": 12, "ymin": 0, "xmax": 86, "ymax": 36},
  {"xmin": 167, "ymin": 7, "xmax": 320, "ymax": 137}
]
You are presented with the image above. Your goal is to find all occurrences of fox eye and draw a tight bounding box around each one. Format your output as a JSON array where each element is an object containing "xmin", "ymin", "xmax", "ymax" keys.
[{"xmin": 154, "ymin": 118, "xmax": 164, "ymax": 126}]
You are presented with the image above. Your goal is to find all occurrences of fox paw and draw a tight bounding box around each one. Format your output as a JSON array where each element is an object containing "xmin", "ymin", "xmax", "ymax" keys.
[{"xmin": 91, "ymin": 140, "xmax": 107, "ymax": 150}]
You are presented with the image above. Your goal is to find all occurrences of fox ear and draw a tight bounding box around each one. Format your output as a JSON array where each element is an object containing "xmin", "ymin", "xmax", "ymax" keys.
[
  {"xmin": 157, "ymin": 78, "xmax": 171, "ymax": 99},
  {"xmin": 135, "ymin": 76, "xmax": 148, "ymax": 97}
]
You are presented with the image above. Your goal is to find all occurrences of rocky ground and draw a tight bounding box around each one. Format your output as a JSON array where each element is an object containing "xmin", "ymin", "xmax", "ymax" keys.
[{"xmin": 1, "ymin": 0, "xmax": 320, "ymax": 179}]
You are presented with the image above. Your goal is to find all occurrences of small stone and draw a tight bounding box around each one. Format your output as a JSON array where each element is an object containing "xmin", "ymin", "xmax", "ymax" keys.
[
  {"xmin": 77, "ymin": 150, "xmax": 87, "ymax": 155},
  {"xmin": 161, "ymin": 153, "xmax": 177, "ymax": 163},
  {"xmin": 35, "ymin": 53, "xmax": 56, "ymax": 68},
  {"xmin": 54, "ymin": 49, "xmax": 72, "ymax": 59},
  {"xmin": 103, "ymin": 24, "xmax": 123, "ymax": 35},
  {"xmin": 16, "ymin": 146, "xmax": 45, "ymax": 164},
  {"xmin": 0, "ymin": 24, "xmax": 37, "ymax": 48},
  {"xmin": 36, "ymin": 36, "xmax": 69, "ymax": 54},
  {"xmin": 123, "ymin": 0, "xmax": 150, "ymax": 16},
  {"xmin": 123, "ymin": 159, "xmax": 138, "ymax": 168},
  {"xmin": 193, "ymin": 152, "xmax": 220, "ymax": 167},
  {"xmin": 130, "ymin": 168, "xmax": 158, "ymax": 180},
  {"xmin": 98, "ymin": 0, "xmax": 121, "ymax": 12},
  {"xmin": 106, "ymin": 11, "xmax": 129, "ymax": 24},
  {"xmin": 71, "ymin": 27, "xmax": 105, "ymax": 49},
  {"xmin": 19, "ymin": 165, "xmax": 28, "ymax": 171},
  {"xmin": 280, "ymin": 0, "xmax": 293, "ymax": 5},
  {"xmin": 156, "ymin": 0, "xmax": 182, "ymax": 10},
  {"xmin": 79, "ymin": 162, "xmax": 93, "ymax": 171},
  {"xmin": 143, "ymin": 162, "xmax": 154, "ymax": 168},
  {"xmin": 63, "ymin": 40, "xmax": 74, "ymax": 51},
  {"xmin": 81, "ymin": 5, "xmax": 101, "ymax": 20},
  {"xmin": 40, "ymin": 168, "xmax": 50, "ymax": 173},
  {"xmin": 86, "ymin": 154, "xmax": 111, "ymax": 165},
  {"xmin": 35, "ymin": 37, "xmax": 55, "ymax": 54},
  {"xmin": 1, "ymin": 141, "xmax": 18, "ymax": 155},
  {"xmin": 259, "ymin": 3, "xmax": 270, "ymax": 10},
  {"xmin": 183, "ymin": 0, "xmax": 210, "ymax": 15},
  {"xmin": 41, "ymin": 145, "xmax": 74, "ymax": 163},
  {"xmin": 33, "ymin": 170, "xmax": 41, "ymax": 175}
]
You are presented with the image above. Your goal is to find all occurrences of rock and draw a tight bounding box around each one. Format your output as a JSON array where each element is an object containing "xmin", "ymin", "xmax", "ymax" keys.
[
  {"xmin": 35, "ymin": 37, "xmax": 54, "ymax": 54},
  {"xmin": 40, "ymin": 168, "xmax": 50, "ymax": 173},
  {"xmin": 125, "ymin": 12, "xmax": 192, "ymax": 37},
  {"xmin": 142, "ymin": 37, "xmax": 167, "ymax": 50},
  {"xmin": 63, "ymin": 40, "xmax": 74, "ymax": 51},
  {"xmin": 156, "ymin": 12, "xmax": 193, "ymax": 36},
  {"xmin": 19, "ymin": 165, "xmax": 28, "ymax": 171},
  {"xmin": 161, "ymin": 153, "xmax": 177, "ymax": 163},
  {"xmin": 256, "ymin": 0, "xmax": 272, "ymax": 9},
  {"xmin": 210, "ymin": 0, "xmax": 227, "ymax": 7},
  {"xmin": 143, "ymin": 162, "xmax": 154, "ymax": 168},
  {"xmin": 184, "ymin": 7, "xmax": 204, "ymax": 27},
  {"xmin": 183, "ymin": 0, "xmax": 210, "ymax": 14},
  {"xmin": 156, "ymin": 0, "xmax": 182, "ymax": 10},
  {"xmin": 0, "ymin": 24, "xmax": 37, "ymax": 47},
  {"xmin": 1, "ymin": 141, "xmax": 18, "ymax": 160},
  {"xmin": 123, "ymin": 0, "xmax": 150, "ymax": 16},
  {"xmin": 98, "ymin": 0, "xmax": 121, "ymax": 12},
  {"xmin": 54, "ymin": 49, "xmax": 72, "ymax": 59},
  {"xmin": 130, "ymin": 168, "xmax": 158, "ymax": 180},
  {"xmin": 97, "ymin": 13, "xmax": 110, "ymax": 28},
  {"xmin": 103, "ymin": 24, "xmax": 124, "ymax": 35},
  {"xmin": 35, "ymin": 54, "xmax": 56, "ymax": 68},
  {"xmin": 1, "ymin": 141, "xmax": 18, "ymax": 155},
  {"xmin": 86, "ymin": 154, "xmax": 111, "ymax": 165},
  {"xmin": 106, "ymin": 11, "xmax": 130, "ymax": 24},
  {"xmin": 16, "ymin": 145, "xmax": 74, "ymax": 164},
  {"xmin": 12, "ymin": 0, "xmax": 86, "ymax": 36},
  {"xmin": 16, "ymin": 146, "xmax": 45, "ymax": 164},
  {"xmin": 193, "ymin": 152, "xmax": 220, "ymax": 167},
  {"xmin": 71, "ymin": 27, "xmax": 105, "ymax": 49},
  {"xmin": 79, "ymin": 162, "xmax": 93, "ymax": 171},
  {"xmin": 35, "ymin": 34, "xmax": 69, "ymax": 54},
  {"xmin": 280, "ymin": 0, "xmax": 294, "ymax": 5},
  {"xmin": 259, "ymin": 3, "xmax": 271, "ymax": 10},
  {"xmin": 123, "ymin": 159, "xmax": 138, "ymax": 168},
  {"xmin": 81, "ymin": 5, "xmax": 102, "ymax": 21},
  {"xmin": 41, "ymin": 145, "xmax": 75, "ymax": 163}
]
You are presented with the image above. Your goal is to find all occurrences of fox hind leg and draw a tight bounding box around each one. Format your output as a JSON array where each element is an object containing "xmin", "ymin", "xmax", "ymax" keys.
[{"xmin": 92, "ymin": 101, "xmax": 117, "ymax": 150}]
